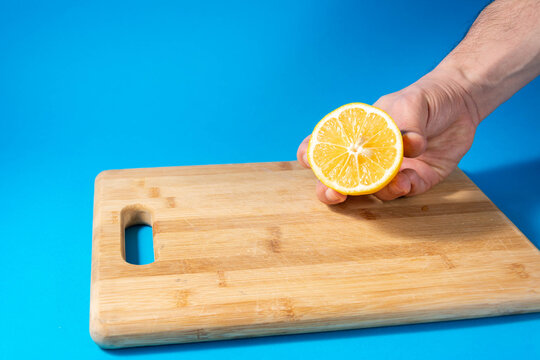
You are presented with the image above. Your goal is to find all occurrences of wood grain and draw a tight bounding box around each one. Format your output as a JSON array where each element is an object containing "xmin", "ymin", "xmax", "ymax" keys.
[{"xmin": 90, "ymin": 161, "xmax": 540, "ymax": 348}]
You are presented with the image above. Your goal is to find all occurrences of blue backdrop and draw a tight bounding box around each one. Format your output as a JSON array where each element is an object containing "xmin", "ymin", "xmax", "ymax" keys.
[{"xmin": 1, "ymin": 0, "xmax": 539, "ymax": 358}]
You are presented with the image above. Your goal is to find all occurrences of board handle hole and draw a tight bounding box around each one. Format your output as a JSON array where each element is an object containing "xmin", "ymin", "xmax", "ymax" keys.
[{"xmin": 121, "ymin": 206, "xmax": 155, "ymax": 265}]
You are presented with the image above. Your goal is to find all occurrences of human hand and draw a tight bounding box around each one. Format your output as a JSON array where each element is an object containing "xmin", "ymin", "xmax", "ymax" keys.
[
  {"xmin": 297, "ymin": 66, "xmax": 480, "ymax": 204},
  {"xmin": 299, "ymin": 0, "xmax": 540, "ymax": 204}
]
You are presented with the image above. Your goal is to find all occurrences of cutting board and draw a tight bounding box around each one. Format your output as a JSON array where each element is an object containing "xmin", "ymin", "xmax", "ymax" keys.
[{"xmin": 90, "ymin": 161, "xmax": 540, "ymax": 348}]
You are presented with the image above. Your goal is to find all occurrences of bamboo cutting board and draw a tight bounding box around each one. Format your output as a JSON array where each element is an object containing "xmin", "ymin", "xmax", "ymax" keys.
[{"xmin": 90, "ymin": 161, "xmax": 540, "ymax": 348}]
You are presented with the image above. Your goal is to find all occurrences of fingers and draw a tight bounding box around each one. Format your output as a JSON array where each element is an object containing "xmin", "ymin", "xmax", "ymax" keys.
[
  {"xmin": 374, "ymin": 168, "xmax": 431, "ymax": 201},
  {"xmin": 373, "ymin": 171, "xmax": 412, "ymax": 201},
  {"xmin": 297, "ymin": 135, "xmax": 311, "ymax": 168},
  {"xmin": 316, "ymin": 180, "xmax": 347, "ymax": 205}
]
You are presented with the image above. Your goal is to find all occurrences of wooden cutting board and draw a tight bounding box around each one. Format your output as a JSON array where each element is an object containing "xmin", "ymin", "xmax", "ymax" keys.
[{"xmin": 90, "ymin": 161, "xmax": 540, "ymax": 349}]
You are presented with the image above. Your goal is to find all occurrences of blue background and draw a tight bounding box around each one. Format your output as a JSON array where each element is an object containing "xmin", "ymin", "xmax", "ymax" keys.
[{"xmin": 1, "ymin": 0, "xmax": 539, "ymax": 358}]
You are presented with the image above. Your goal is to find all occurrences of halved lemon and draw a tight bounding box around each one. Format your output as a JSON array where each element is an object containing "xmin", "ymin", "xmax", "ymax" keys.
[{"xmin": 307, "ymin": 103, "xmax": 403, "ymax": 195}]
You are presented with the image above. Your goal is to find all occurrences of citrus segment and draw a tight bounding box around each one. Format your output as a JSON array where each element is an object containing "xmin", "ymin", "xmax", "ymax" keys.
[{"xmin": 316, "ymin": 117, "xmax": 350, "ymax": 146}]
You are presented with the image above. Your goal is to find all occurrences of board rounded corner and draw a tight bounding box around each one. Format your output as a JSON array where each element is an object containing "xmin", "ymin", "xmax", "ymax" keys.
[
  {"xmin": 95, "ymin": 169, "xmax": 114, "ymax": 184},
  {"xmin": 89, "ymin": 315, "xmax": 117, "ymax": 349}
]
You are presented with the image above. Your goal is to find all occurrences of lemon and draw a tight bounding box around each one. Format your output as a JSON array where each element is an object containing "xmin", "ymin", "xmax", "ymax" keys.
[{"xmin": 308, "ymin": 103, "xmax": 403, "ymax": 195}]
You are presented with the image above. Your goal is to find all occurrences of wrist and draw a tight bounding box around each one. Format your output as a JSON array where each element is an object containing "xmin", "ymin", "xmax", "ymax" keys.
[
  {"xmin": 436, "ymin": 32, "xmax": 540, "ymax": 121},
  {"xmin": 412, "ymin": 64, "xmax": 482, "ymax": 128},
  {"xmin": 436, "ymin": 57, "xmax": 492, "ymax": 123}
]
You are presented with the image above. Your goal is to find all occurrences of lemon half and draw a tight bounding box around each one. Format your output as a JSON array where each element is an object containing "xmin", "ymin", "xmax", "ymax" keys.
[{"xmin": 308, "ymin": 103, "xmax": 403, "ymax": 195}]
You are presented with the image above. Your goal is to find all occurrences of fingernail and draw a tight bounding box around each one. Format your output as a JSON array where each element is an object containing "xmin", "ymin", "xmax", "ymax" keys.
[
  {"xmin": 325, "ymin": 188, "xmax": 339, "ymax": 202},
  {"xmin": 302, "ymin": 153, "xmax": 308, "ymax": 166},
  {"xmin": 389, "ymin": 178, "xmax": 403, "ymax": 195},
  {"xmin": 393, "ymin": 175, "xmax": 408, "ymax": 195}
]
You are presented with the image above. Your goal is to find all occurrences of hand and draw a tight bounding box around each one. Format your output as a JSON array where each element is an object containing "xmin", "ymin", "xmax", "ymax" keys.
[
  {"xmin": 297, "ymin": 66, "xmax": 480, "ymax": 204},
  {"xmin": 299, "ymin": 0, "xmax": 540, "ymax": 204}
]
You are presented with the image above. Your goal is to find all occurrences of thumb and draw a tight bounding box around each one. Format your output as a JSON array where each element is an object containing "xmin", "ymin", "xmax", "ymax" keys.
[
  {"xmin": 401, "ymin": 131, "xmax": 426, "ymax": 158},
  {"xmin": 374, "ymin": 94, "xmax": 428, "ymax": 158}
]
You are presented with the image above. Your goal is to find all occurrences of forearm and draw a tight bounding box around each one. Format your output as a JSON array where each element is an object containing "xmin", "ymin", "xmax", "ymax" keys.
[{"xmin": 435, "ymin": 0, "xmax": 540, "ymax": 122}]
